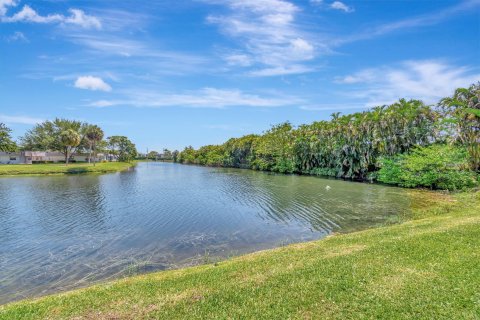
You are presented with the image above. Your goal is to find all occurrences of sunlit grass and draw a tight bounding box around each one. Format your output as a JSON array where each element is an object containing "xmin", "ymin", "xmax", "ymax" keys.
[
  {"xmin": 1, "ymin": 191, "xmax": 479, "ymax": 319},
  {"xmin": 0, "ymin": 162, "xmax": 135, "ymax": 176}
]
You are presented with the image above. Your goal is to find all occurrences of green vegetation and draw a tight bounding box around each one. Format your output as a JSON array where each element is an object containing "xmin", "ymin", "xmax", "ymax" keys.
[
  {"xmin": 106, "ymin": 136, "xmax": 138, "ymax": 162},
  {"xmin": 0, "ymin": 123, "xmax": 17, "ymax": 152},
  {"xmin": 177, "ymin": 84, "xmax": 480, "ymax": 190},
  {"xmin": 378, "ymin": 144, "xmax": 478, "ymax": 190},
  {"xmin": 0, "ymin": 162, "xmax": 135, "ymax": 176},
  {"xmin": 1, "ymin": 191, "xmax": 478, "ymax": 319}
]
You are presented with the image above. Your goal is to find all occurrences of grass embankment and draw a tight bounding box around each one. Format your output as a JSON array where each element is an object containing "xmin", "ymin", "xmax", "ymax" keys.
[
  {"xmin": 1, "ymin": 191, "xmax": 479, "ymax": 319},
  {"xmin": 0, "ymin": 162, "xmax": 135, "ymax": 176}
]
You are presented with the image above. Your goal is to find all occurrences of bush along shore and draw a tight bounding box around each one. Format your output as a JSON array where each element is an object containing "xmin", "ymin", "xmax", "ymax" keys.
[
  {"xmin": 177, "ymin": 84, "xmax": 480, "ymax": 191},
  {"xmin": 0, "ymin": 162, "xmax": 136, "ymax": 176},
  {"xmin": 1, "ymin": 190, "xmax": 478, "ymax": 319}
]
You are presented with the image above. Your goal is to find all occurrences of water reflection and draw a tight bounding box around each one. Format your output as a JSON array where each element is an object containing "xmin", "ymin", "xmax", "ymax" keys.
[{"xmin": 0, "ymin": 162, "xmax": 411, "ymax": 304}]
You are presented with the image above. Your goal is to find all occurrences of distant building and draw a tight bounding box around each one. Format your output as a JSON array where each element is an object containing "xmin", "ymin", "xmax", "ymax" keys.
[{"xmin": 0, "ymin": 151, "xmax": 106, "ymax": 165}]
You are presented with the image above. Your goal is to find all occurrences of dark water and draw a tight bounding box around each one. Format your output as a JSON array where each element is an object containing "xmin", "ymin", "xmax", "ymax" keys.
[{"xmin": 0, "ymin": 162, "xmax": 412, "ymax": 304}]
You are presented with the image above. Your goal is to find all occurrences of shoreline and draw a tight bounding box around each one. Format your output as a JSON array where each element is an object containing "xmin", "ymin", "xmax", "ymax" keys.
[
  {"xmin": 0, "ymin": 162, "xmax": 136, "ymax": 177},
  {"xmin": 1, "ymin": 190, "xmax": 478, "ymax": 319}
]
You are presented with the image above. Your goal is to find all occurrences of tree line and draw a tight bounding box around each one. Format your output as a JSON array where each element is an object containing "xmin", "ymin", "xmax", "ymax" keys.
[
  {"xmin": 176, "ymin": 84, "xmax": 479, "ymax": 190},
  {"xmin": 144, "ymin": 149, "xmax": 179, "ymax": 162},
  {"xmin": 0, "ymin": 119, "xmax": 137, "ymax": 164}
]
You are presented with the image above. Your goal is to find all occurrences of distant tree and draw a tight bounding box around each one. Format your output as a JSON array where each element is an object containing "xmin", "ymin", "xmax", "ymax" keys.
[
  {"xmin": 60, "ymin": 129, "xmax": 81, "ymax": 165},
  {"xmin": 172, "ymin": 150, "xmax": 179, "ymax": 162},
  {"xmin": 0, "ymin": 123, "xmax": 17, "ymax": 152},
  {"xmin": 163, "ymin": 149, "xmax": 173, "ymax": 160},
  {"xmin": 107, "ymin": 136, "xmax": 137, "ymax": 162},
  {"xmin": 178, "ymin": 146, "xmax": 196, "ymax": 164},
  {"xmin": 147, "ymin": 150, "xmax": 159, "ymax": 160},
  {"xmin": 85, "ymin": 125, "xmax": 104, "ymax": 166}
]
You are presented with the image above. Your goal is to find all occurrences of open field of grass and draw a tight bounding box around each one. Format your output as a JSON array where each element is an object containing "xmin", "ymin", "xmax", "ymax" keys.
[
  {"xmin": 0, "ymin": 162, "xmax": 135, "ymax": 176},
  {"xmin": 1, "ymin": 190, "xmax": 479, "ymax": 319}
]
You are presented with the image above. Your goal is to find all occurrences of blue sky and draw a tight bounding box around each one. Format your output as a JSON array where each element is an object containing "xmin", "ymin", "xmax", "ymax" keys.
[{"xmin": 1, "ymin": 0, "xmax": 479, "ymax": 152}]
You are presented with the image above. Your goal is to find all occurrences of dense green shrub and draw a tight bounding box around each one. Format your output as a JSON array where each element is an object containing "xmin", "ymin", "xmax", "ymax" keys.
[{"xmin": 378, "ymin": 144, "xmax": 478, "ymax": 190}]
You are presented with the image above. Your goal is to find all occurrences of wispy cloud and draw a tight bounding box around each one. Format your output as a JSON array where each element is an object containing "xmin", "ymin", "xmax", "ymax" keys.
[
  {"xmin": 5, "ymin": 30, "xmax": 28, "ymax": 42},
  {"xmin": 74, "ymin": 76, "xmax": 112, "ymax": 92},
  {"xmin": 64, "ymin": 34, "xmax": 211, "ymax": 75},
  {"xmin": 336, "ymin": 60, "xmax": 480, "ymax": 106},
  {"xmin": 88, "ymin": 87, "xmax": 303, "ymax": 109},
  {"xmin": 0, "ymin": 114, "xmax": 44, "ymax": 125},
  {"xmin": 205, "ymin": 0, "xmax": 316, "ymax": 76},
  {"xmin": 334, "ymin": 0, "xmax": 480, "ymax": 45},
  {"xmin": 330, "ymin": 1, "xmax": 354, "ymax": 13},
  {"xmin": 1, "ymin": 2, "xmax": 101, "ymax": 29}
]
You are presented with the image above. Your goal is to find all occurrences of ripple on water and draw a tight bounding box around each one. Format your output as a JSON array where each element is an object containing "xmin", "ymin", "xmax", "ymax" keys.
[{"xmin": 0, "ymin": 162, "xmax": 412, "ymax": 304}]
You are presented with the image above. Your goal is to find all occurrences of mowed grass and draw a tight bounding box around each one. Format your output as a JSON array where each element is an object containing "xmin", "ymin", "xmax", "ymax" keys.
[
  {"xmin": 1, "ymin": 191, "xmax": 479, "ymax": 319},
  {"xmin": 0, "ymin": 162, "xmax": 135, "ymax": 176}
]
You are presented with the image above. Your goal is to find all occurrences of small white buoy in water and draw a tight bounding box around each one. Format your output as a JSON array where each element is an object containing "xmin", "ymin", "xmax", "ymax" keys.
[{"xmin": 325, "ymin": 185, "xmax": 331, "ymax": 191}]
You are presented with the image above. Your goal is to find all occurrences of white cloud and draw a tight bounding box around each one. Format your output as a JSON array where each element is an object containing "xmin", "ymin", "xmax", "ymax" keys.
[
  {"xmin": 74, "ymin": 76, "xmax": 112, "ymax": 92},
  {"xmin": 0, "ymin": 0, "xmax": 16, "ymax": 16},
  {"xmin": 89, "ymin": 87, "xmax": 303, "ymax": 108},
  {"xmin": 330, "ymin": 1, "xmax": 354, "ymax": 13},
  {"xmin": 2, "ymin": 5, "xmax": 63, "ymax": 23},
  {"xmin": 64, "ymin": 9, "xmax": 101, "ymax": 29},
  {"xmin": 1, "ymin": 5, "xmax": 101, "ymax": 29},
  {"xmin": 0, "ymin": 114, "xmax": 43, "ymax": 125},
  {"xmin": 5, "ymin": 30, "xmax": 27, "ymax": 42},
  {"xmin": 206, "ymin": 0, "xmax": 316, "ymax": 76},
  {"xmin": 337, "ymin": 60, "xmax": 480, "ymax": 106}
]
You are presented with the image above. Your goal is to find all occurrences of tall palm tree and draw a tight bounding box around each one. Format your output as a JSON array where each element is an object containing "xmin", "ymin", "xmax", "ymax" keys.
[
  {"xmin": 86, "ymin": 125, "xmax": 104, "ymax": 166},
  {"xmin": 60, "ymin": 129, "xmax": 81, "ymax": 165}
]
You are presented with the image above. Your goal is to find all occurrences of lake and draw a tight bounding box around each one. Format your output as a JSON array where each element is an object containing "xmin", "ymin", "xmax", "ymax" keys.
[{"xmin": 0, "ymin": 162, "xmax": 413, "ymax": 304}]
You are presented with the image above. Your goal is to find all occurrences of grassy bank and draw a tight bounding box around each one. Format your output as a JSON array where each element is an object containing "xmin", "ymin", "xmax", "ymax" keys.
[
  {"xmin": 1, "ymin": 191, "xmax": 479, "ymax": 319},
  {"xmin": 0, "ymin": 162, "xmax": 135, "ymax": 176}
]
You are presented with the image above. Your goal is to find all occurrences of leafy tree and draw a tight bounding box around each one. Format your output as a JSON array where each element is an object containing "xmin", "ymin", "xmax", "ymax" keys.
[
  {"xmin": 178, "ymin": 146, "xmax": 196, "ymax": 164},
  {"xmin": 85, "ymin": 125, "xmax": 104, "ymax": 166},
  {"xmin": 172, "ymin": 150, "xmax": 179, "ymax": 162},
  {"xmin": 20, "ymin": 118, "xmax": 86, "ymax": 152},
  {"xmin": 163, "ymin": 149, "xmax": 173, "ymax": 160},
  {"xmin": 107, "ymin": 136, "xmax": 137, "ymax": 162},
  {"xmin": 0, "ymin": 123, "xmax": 17, "ymax": 152},
  {"xmin": 60, "ymin": 129, "xmax": 81, "ymax": 165},
  {"xmin": 147, "ymin": 151, "xmax": 159, "ymax": 160}
]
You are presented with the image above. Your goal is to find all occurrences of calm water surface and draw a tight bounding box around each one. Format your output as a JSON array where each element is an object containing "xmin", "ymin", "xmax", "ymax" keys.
[{"xmin": 0, "ymin": 162, "xmax": 413, "ymax": 304}]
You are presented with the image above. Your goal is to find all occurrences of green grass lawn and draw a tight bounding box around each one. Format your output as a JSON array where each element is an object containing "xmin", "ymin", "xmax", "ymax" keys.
[
  {"xmin": 0, "ymin": 162, "xmax": 135, "ymax": 176},
  {"xmin": 1, "ymin": 191, "xmax": 479, "ymax": 319}
]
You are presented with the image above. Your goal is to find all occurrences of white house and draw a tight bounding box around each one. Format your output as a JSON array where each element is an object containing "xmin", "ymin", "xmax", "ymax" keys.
[{"xmin": 0, "ymin": 151, "xmax": 106, "ymax": 164}]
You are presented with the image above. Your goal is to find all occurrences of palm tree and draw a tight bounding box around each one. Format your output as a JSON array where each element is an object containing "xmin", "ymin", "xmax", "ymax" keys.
[
  {"xmin": 440, "ymin": 83, "xmax": 480, "ymax": 170},
  {"xmin": 86, "ymin": 125, "xmax": 104, "ymax": 166},
  {"xmin": 60, "ymin": 129, "xmax": 81, "ymax": 165}
]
